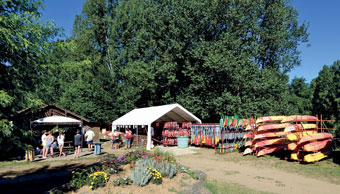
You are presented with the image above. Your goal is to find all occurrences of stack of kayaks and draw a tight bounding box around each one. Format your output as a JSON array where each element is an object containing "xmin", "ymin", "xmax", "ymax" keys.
[
  {"xmin": 283, "ymin": 115, "xmax": 333, "ymax": 163},
  {"xmin": 254, "ymin": 116, "xmax": 289, "ymax": 157},
  {"xmin": 243, "ymin": 115, "xmax": 334, "ymax": 163}
]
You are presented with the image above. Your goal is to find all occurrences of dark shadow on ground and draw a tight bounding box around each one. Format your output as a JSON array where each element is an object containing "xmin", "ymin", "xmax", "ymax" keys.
[
  {"xmin": 0, "ymin": 162, "xmax": 98, "ymax": 194},
  {"xmin": 332, "ymin": 150, "xmax": 340, "ymax": 165}
]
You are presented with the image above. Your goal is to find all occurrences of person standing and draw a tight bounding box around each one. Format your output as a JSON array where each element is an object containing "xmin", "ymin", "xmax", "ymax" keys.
[
  {"xmin": 85, "ymin": 128, "xmax": 95, "ymax": 151},
  {"xmin": 111, "ymin": 130, "xmax": 120, "ymax": 149},
  {"xmin": 57, "ymin": 132, "xmax": 66, "ymax": 157},
  {"xmin": 45, "ymin": 131, "xmax": 54, "ymax": 158},
  {"xmin": 125, "ymin": 129, "xmax": 133, "ymax": 149},
  {"xmin": 41, "ymin": 130, "xmax": 47, "ymax": 158},
  {"xmin": 74, "ymin": 130, "xmax": 82, "ymax": 158}
]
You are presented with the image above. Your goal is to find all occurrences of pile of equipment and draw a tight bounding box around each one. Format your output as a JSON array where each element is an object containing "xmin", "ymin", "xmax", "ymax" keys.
[{"xmin": 243, "ymin": 115, "xmax": 334, "ymax": 163}]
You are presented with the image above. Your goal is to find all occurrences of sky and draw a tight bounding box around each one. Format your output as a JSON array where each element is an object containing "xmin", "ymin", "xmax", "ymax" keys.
[{"xmin": 40, "ymin": 0, "xmax": 340, "ymax": 83}]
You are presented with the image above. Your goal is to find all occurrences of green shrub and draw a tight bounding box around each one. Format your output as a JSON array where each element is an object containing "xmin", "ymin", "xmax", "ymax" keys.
[{"xmin": 129, "ymin": 165, "xmax": 152, "ymax": 186}]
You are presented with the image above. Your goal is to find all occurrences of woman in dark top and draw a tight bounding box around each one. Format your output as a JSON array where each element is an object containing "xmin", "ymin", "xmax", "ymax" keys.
[{"xmin": 74, "ymin": 130, "xmax": 82, "ymax": 158}]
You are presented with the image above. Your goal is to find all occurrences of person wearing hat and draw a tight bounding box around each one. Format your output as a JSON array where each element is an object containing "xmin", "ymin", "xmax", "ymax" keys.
[{"xmin": 85, "ymin": 128, "xmax": 95, "ymax": 151}]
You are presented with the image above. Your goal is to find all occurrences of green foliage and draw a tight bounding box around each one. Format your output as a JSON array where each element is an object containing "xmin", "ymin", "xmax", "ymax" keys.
[
  {"xmin": 312, "ymin": 60, "xmax": 340, "ymax": 138},
  {"xmin": 148, "ymin": 167, "xmax": 163, "ymax": 185},
  {"xmin": 113, "ymin": 177, "xmax": 132, "ymax": 186},
  {"xmin": 129, "ymin": 163, "xmax": 152, "ymax": 186}
]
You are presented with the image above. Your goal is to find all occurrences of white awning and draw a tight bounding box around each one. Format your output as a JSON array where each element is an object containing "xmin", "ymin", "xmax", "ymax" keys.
[
  {"xmin": 33, "ymin": 116, "xmax": 81, "ymax": 125},
  {"xmin": 112, "ymin": 103, "xmax": 201, "ymax": 126}
]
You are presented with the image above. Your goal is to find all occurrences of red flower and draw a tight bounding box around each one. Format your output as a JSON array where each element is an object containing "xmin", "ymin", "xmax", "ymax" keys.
[{"xmin": 104, "ymin": 163, "xmax": 108, "ymax": 166}]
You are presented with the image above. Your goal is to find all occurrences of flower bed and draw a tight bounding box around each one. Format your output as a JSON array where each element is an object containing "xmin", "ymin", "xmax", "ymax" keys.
[{"xmin": 64, "ymin": 149, "xmax": 180, "ymax": 192}]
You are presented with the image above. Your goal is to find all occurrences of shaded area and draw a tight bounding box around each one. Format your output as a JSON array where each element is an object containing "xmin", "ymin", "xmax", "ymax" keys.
[{"xmin": 0, "ymin": 163, "xmax": 96, "ymax": 194}]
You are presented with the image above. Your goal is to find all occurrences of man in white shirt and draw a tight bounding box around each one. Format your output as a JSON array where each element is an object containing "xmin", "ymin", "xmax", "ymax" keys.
[{"xmin": 85, "ymin": 128, "xmax": 95, "ymax": 151}]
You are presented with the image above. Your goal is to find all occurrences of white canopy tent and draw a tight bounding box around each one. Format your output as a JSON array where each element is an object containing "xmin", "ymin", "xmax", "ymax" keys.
[
  {"xmin": 33, "ymin": 115, "xmax": 82, "ymax": 125},
  {"xmin": 111, "ymin": 103, "xmax": 201, "ymax": 150}
]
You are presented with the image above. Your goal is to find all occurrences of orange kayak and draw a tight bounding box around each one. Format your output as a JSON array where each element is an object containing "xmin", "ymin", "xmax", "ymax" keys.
[
  {"xmin": 257, "ymin": 144, "xmax": 287, "ymax": 157},
  {"xmin": 303, "ymin": 139, "xmax": 332, "ymax": 152},
  {"xmin": 288, "ymin": 143, "xmax": 297, "ymax": 150},
  {"xmin": 245, "ymin": 140, "xmax": 253, "ymax": 147},
  {"xmin": 281, "ymin": 115, "xmax": 318, "ymax": 123},
  {"xmin": 256, "ymin": 116, "xmax": 286, "ymax": 124},
  {"xmin": 284, "ymin": 124, "xmax": 317, "ymax": 133},
  {"xmin": 255, "ymin": 138, "xmax": 286, "ymax": 148},
  {"xmin": 243, "ymin": 132, "xmax": 255, "ymax": 139},
  {"xmin": 258, "ymin": 123, "xmax": 290, "ymax": 132},
  {"xmin": 298, "ymin": 133, "xmax": 333, "ymax": 145},
  {"xmin": 254, "ymin": 131, "xmax": 287, "ymax": 140}
]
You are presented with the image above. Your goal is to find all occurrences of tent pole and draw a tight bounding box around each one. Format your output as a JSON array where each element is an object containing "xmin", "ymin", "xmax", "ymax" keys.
[{"xmin": 147, "ymin": 123, "xmax": 152, "ymax": 150}]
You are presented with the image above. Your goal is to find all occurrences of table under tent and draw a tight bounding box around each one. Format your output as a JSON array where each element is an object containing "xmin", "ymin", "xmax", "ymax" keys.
[{"xmin": 111, "ymin": 104, "xmax": 202, "ymax": 150}]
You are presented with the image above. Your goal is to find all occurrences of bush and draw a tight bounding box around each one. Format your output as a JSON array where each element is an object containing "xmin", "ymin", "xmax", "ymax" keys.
[
  {"xmin": 129, "ymin": 164, "xmax": 152, "ymax": 186},
  {"xmin": 88, "ymin": 171, "xmax": 108, "ymax": 190}
]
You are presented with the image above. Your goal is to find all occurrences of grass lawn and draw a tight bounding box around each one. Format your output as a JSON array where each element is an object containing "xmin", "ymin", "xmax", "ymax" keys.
[
  {"xmin": 204, "ymin": 179, "xmax": 274, "ymax": 194},
  {"xmin": 219, "ymin": 151, "xmax": 340, "ymax": 184}
]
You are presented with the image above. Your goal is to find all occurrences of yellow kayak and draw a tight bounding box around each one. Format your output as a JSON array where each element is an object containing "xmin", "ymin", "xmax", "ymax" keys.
[
  {"xmin": 290, "ymin": 150, "xmax": 328, "ymax": 162},
  {"xmin": 291, "ymin": 153, "xmax": 298, "ymax": 160},
  {"xmin": 286, "ymin": 130, "xmax": 317, "ymax": 141},
  {"xmin": 304, "ymin": 151, "xmax": 328, "ymax": 162}
]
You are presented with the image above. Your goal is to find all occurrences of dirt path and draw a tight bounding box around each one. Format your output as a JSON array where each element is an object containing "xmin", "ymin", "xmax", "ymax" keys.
[{"xmin": 176, "ymin": 148, "xmax": 340, "ymax": 194}]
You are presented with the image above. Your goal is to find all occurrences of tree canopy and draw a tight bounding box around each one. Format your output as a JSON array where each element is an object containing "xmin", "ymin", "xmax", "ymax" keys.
[{"xmin": 3, "ymin": 0, "xmax": 340, "ymax": 159}]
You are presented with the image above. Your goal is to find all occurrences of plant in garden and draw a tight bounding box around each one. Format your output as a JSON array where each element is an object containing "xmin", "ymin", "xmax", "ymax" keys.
[
  {"xmin": 129, "ymin": 164, "xmax": 152, "ymax": 186},
  {"xmin": 148, "ymin": 167, "xmax": 162, "ymax": 185},
  {"xmin": 113, "ymin": 177, "xmax": 132, "ymax": 186},
  {"xmin": 88, "ymin": 171, "xmax": 108, "ymax": 190},
  {"xmin": 116, "ymin": 150, "xmax": 150, "ymax": 165},
  {"xmin": 70, "ymin": 169, "xmax": 90, "ymax": 189},
  {"xmin": 157, "ymin": 161, "xmax": 177, "ymax": 179}
]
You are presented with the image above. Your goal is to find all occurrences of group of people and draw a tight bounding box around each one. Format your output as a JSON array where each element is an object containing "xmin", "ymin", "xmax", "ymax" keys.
[
  {"xmin": 73, "ymin": 128, "xmax": 95, "ymax": 158},
  {"xmin": 110, "ymin": 129, "xmax": 133, "ymax": 149},
  {"xmin": 41, "ymin": 130, "xmax": 66, "ymax": 159},
  {"xmin": 40, "ymin": 128, "xmax": 95, "ymax": 159}
]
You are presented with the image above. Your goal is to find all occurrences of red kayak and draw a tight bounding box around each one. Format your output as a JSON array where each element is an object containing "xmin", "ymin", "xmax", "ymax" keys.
[
  {"xmin": 298, "ymin": 133, "xmax": 333, "ymax": 145},
  {"xmin": 281, "ymin": 115, "xmax": 318, "ymax": 123},
  {"xmin": 257, "ymin": 144, "xmax": 287, "ymax": 157},
  {"xmin": 303, "ymin": 139, "xmax": 332, "ymax": 152},
  {"xmin": 258, "ymin": 123, "xmax": 290, "ymax": 132},
  {"xmin": 255, "ymin": 138, "xmax": 286, "ymax": 148},
  {"xmin": 254, "ymin": 131, "xmax": 287, "ymax": 140}
]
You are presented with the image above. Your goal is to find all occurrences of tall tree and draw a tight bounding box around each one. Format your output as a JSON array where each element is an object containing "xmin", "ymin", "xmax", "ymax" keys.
[{"xmin": 289, "ymin": 77, "xmax": 312, "ymax": 115}]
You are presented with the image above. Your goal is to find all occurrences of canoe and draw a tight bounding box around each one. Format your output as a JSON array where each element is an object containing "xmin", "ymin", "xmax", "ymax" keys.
[
  {"xmin": 303, "ymin": 139, "xmax": 332, "ymax": 152},
  {"xmin": 281, "ymin": 115, "xmax": 318, "ymax": 123},
  {"xmin": 304, "ymin": 150, "xmax": 329, "ymax": 162},
  {"xmin": 256, "ymin": 116, "xmax": 286, "ymax": 124},
  {"xmin": 258, "ymin": 123, "xmax": 291, "ymax": 132},
  {"xmin": 257, "ymin": 144, "xmax": 287, "ymax": 157},
  {"xmin": 298, "ymin": 133, "xmax": 333, "ymax": 145},
  {"xmin": 286, "ymin": 130, "xmax": 317, "ymax": 141},
  {"xmin": 255, "ymin": 138, "xmax": 286, "ymax": 148},
  {"xmin": 254, "ymin": 131, "xmax": 287, "ymax": 140},
  {"xmin": 288, "ymin": 143, "xmax": 297, "ymax": 151},
  {"xmin": 284, "ymin": 124, "xmax": 317, "ymax": 133},
  {"xmin": 245, "ymin": 140, "xmax": 252, "ymax": 147},
  {"xmin": 243, "ymin": 147, "xmax": 253, "ymax": 155}
]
